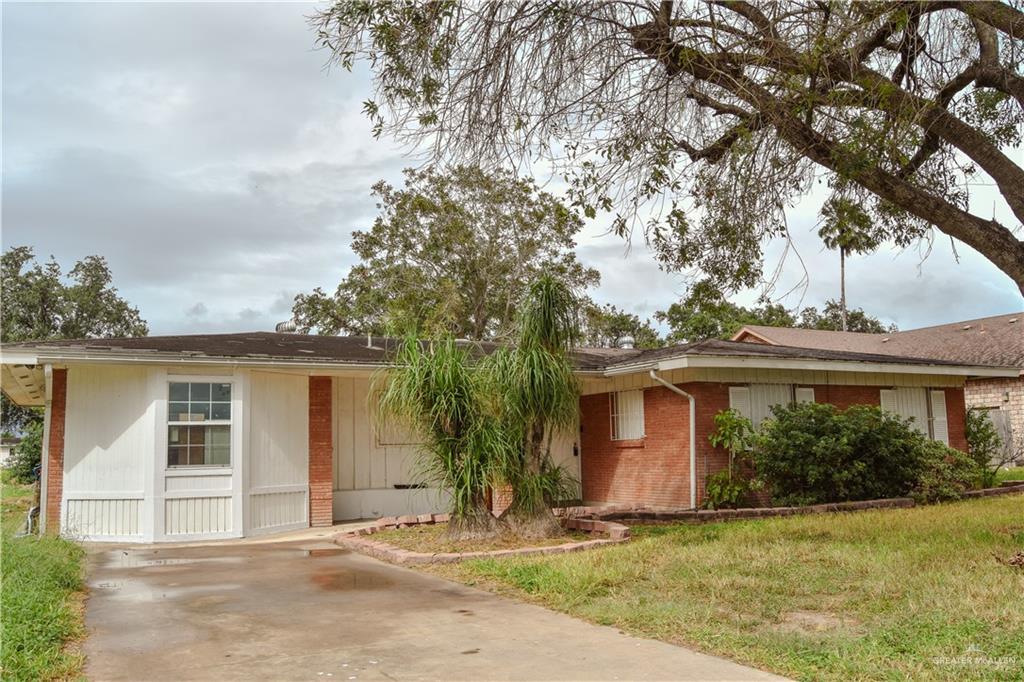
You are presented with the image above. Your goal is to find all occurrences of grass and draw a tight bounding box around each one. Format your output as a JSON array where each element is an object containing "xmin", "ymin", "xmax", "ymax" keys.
[
  {"xmin": 437, "ymin": 496, "xmax": 1024, "ymax": 681},
  {"xmin": 1, "ymin": 477, "xmax": 86, "ymax": 681},
  {"xmin": 997, "ymin": 466, "xmax": 1024, "ymax": 483},
  {"xmin": 381, "ymin": 522, "xmax": 588, "ymax": 553}
]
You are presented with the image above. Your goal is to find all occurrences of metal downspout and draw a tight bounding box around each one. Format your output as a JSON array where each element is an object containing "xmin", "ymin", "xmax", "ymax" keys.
[{"xmin": 649, "ymin": 369, "xmax": 696, "ymax": 509}]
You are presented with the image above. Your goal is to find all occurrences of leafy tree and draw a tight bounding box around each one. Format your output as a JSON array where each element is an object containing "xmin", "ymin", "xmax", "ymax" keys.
[
  {"xmin": 818, "ymin": 198, "xmax": 887, "ymax": 331},
  {"xmin": 293, "ymin": 166, "xmax": 599, "ymax": 339},
  {"xmin": 655, "ymin": 280, "xmax": 796, "ymax": 343},
  {"xmin": 315, "ymin": 2, "xmax": 1024, "ymax": 295},
  {"xmin": 797, "ymin": 301, "xmax": 897, "ymax": 334},
  {"xmin": 1, "ymin": 247, "xmax": 147, "ymax": 476},
  {"xmin": 485, "ymin": 276, "xmax": 581, "ymax": 537},
  {"xmin": 657, "ymin": 280, "xmax": 895, "ymax": 342},
  {"xmin": 581, "ymin": 302, "xmax": 662, "ymax": 349}
]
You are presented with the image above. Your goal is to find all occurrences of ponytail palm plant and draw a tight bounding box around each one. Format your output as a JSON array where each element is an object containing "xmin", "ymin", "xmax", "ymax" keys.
[
  {"xmin": 485, "ymin": 275, "xmax": 581, "ymax": 537},
  {"xmin": 374, "ymin": 335, "xmax": 511, "ymax": 539}
]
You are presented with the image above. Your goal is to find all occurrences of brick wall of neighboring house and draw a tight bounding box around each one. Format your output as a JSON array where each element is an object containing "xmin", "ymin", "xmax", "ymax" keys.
[
  {"xmin": 45, "ymin": 368, "xmax": 68, "ymax": 533},
  {"xmin": 308, "ymin": 376, "xmax": 334, "ymax": 527},
  {"xmin": 965, "ymin": 376, "xmax": 1024, "ymax": 452},
  {"xmin": 580, "ymin": 381, "xmax": 971, "ymax": 509}
]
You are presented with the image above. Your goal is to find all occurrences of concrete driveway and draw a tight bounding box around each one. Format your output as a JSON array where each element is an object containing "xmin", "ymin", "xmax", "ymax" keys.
[{"xmin": 84, "ymin": 541, "xmax": 785, "ymax": 681}]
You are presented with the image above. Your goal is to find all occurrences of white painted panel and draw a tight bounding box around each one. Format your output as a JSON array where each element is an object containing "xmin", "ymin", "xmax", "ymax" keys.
[
  {"xmin": 63, "ymin": 498, "xmax": 142, "ymax": 538},
  {"xmin": 333, "ymin": 488, "xmax": 449, "ymax": 520},
  {"xmin": 930, "ymin": 390, "xmax": 949, "ymax": 445},
  {"xmin": 335, "ymin": 377, "xmax": 424, "ymax": 494},
  {"xmin": 165, "ymin": 474, "xmax": 232, "ymax": 492},
  {"xmin": 729, "ymin": 386, "xmax": 751, "ymax": 420},
  {"xmin": 250, "ymin": 490, "xmax": 308, "ymax": 531},
  {"xmin": 64, "ymin": 365, "xmax": 152, "ymax": 494},
  {"xmin": 165, "ymin": 496, "xmax": 232, "ymax": 535},
  {"xmin": 248, "ymin": 372, "xmax": 308, "ymax": 489},
  {"xmin": 248, "ymin": 371, "xmax": 308, "ymax": 531}
]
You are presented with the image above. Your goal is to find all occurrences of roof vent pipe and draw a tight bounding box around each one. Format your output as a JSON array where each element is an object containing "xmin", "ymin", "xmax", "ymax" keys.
[
  {"xmin": 619, "ymin": 335, "xmax": 635, "ymax": 349},
  {"xmin": 275, "ymin": 320, "xmax": 298, "ymax": 333}
]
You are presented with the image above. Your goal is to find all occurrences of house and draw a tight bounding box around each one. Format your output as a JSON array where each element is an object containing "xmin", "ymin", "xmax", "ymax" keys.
[
  {"xmin": 1, "ymin": 332, "xmax": 1013, "ymax": 543},
  {"xmin": 732, "ymin": 312, "xmax": 1024, "ymax": 457},
  {"xmin": 0, "ymin": 436, "xmax": 21, "ymax": 468}
]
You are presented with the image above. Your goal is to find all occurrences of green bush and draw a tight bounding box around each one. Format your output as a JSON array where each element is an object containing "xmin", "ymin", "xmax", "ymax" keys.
[
  {"xmin": 6, "ymin": 420, "xmax": 42, "ymax": 483},
  {"xmin": 911, "ymin": 440, "xmax": 985, "ymax": 503},
  {"xmin": 704, "ymin": 470, "xmax": 753, "ymax": 509},
  {"xmin": 754, "ymin": 403, "xmax": 924, "ymax": 506}
]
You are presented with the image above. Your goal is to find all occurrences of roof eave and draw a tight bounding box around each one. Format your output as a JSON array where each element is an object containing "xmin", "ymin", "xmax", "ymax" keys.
[{"xmin": 652, "ymin": 354, "xmax": 1018, "ymax": 377}]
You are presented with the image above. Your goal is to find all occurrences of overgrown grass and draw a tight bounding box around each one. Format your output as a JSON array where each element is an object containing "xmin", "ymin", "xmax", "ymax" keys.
[
  {"xmin": 1, "ymin": 478, "xmax": 86, "ymax": 680},
  {"xmin": 440, "ymin": 496, "xmax": 1024, "ymax": 681}
]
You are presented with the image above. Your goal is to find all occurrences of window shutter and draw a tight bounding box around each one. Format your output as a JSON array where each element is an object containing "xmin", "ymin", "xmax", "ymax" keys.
[
  {"xmin": 880, "ymin": 389, "xmax": 897, "ymax": 414},
  {"xmin": 729, "ymin": 386, "xmax": 751, "ymax": 420},
  {"xmin": 795, "ymin": 387, "xmax": 815, "ymax": 404},
  {"xmin": 930, "ymin": 390, "xmax": 949, "ymax": 445}
]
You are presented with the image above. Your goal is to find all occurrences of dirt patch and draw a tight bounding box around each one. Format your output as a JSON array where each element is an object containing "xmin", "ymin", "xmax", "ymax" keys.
[
  {"xmin": 994, "ymin": 551, "xmax": 1024, "ymax": 570},
  {"xmin": 773, "ymin": 610, "xmax": 859, "ymax": 635},
  {"xmin": 379, "ymin": 523, "xmax": 589, "ymax": 554}
]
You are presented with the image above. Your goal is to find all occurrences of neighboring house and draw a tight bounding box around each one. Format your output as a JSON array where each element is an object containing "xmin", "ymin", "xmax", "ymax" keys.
[
  {"xmin": 0, "ymin": 436, "xmax": 21, "ymax": 467},
  {"xmin": 733, "ymin": 312, "xmax": 1024, "ymax": 456},
  {"xmin": 1, "ymin": 333, "xmax": 1012, "ymax": 543}
]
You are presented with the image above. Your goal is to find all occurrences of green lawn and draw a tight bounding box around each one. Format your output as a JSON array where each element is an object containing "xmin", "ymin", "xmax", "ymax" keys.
[
  {"xmin": 1, "ymin": 478, "xmax": 86, "ymax": 681},
  {"xmin": 997, "ymin": 466, "xmax": 1024, "ymax": 483},
  {"xmin": 440, "ymin": 496, "xmax": 1024, "ymax": 681}
]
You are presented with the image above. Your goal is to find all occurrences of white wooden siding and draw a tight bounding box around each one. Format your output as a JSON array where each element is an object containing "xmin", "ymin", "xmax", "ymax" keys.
[
  {"xmin": 64, "ymin": 498, "xmax": 142, "ymax": 539},
  {"xmin": 164, "ymin": 496, "xmax": 232, "ymax": 535},
  {"xmin": 247, "ymin": 371, "xmax": 308, "ymax": 533},
  {"xmin": 62, "ymin": 365, "xmax": 152, "ymax": 538}
]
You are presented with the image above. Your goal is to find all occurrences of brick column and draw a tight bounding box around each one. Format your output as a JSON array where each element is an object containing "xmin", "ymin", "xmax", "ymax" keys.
[
  {"xmin": 308, "ymin": 376, "xmax": 334, "ymax": 527},
  {"xmin": 45, "ymin": 368, "xmax": 68, "ymax": 534}
]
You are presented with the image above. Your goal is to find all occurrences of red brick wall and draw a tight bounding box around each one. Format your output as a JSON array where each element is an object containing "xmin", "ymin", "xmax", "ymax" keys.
[
  {"xmin": 45, "ymin": 369, "xmax": 68, "ymax": 533},
  {"xmin": 580, "ymin": 381, "xmax": 970, "ymax": 509},
  {"xmin": 308, "ymin": 376, "xmax": 333, "ymax": 527},
  {"xmin": 944, "ymin": 386, "xmax": 968, "ymax": 452}
]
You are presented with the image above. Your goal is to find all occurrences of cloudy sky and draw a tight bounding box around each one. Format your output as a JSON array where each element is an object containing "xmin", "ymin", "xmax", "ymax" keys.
[{"xmin": 3, "ymin": 2, "xmax": 1021, "ymax": 337}]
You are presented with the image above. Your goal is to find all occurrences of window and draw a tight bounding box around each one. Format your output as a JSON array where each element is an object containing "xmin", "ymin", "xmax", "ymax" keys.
[
  {"xmin": 167, "ymin": 381, "xmax": 231, "ymax": 467},
  {"xmin": 610, "ymin": 390, "xmax": 644, "ymax": 440},
  {"xmin": 729, "ymin": 384, "xmax": 814, "ymax": 428},
  {"xmin": 880, "ymin": 387, "xmax": 949, "ymax": 444}
]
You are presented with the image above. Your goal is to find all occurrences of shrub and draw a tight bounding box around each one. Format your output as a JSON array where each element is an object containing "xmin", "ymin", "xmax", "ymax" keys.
[
  {"xmin": 754, "ymin": 403, "xmax": 924, "ymax": 506},
  {"xmin": 911, "ymin": 440, "xmax": 985, "ymax": 503},
  {"xmin": 965, "ymin": 407, "xmax": 1014, "ymax": 487},
  {"xmin": 704, "ymin": 470, "xmax": 753, "ymax": 509},
  {"xmin": 705, "ymin": 409, "xmax": 757, "ymax": 509},
  {"xmin": 7, "ymin": 421, "xmax": 42, "ymax": 483}
]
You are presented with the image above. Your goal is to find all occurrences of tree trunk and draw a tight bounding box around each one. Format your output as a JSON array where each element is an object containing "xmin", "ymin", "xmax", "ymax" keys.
[
  {"xmin": 447, "ymin": 492, "xmax": 503, "ymax": 540},
  {"xmin": 500, "ymin": 421, "xmax": 564, "ymax": 539},
  {"xmin": 840, "ymin": 247, "xmax": 847, "ymax": 332}
]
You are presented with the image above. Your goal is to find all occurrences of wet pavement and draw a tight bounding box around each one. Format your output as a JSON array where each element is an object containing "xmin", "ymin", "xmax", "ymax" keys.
[{"xmin": 84, "ymin": 540, "xmax": 786, "ymax": 681}]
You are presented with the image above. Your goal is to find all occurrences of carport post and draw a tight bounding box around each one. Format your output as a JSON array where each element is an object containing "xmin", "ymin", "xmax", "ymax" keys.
[{"xmin": 308, "ymin": 376, "xmax": 334, "ymax": 526}]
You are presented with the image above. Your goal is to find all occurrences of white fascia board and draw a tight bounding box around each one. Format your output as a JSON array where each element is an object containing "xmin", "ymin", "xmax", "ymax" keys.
[
  {"xmin": 0, "ymin": 350, "xmax": 39, "ymax": 365},
  {"xmin": 654, "ymin": 354, "xmax": 1019, "ymax": 377},
  {"xmin": 2, "ymin": 348, "xmax": 390, "ymax": 372}
]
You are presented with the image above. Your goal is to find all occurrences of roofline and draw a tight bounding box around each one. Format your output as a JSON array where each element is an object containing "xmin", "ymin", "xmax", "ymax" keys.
[
  {"xmin": 605, "ymin": 353, "xmax": 1018, "ymax": 378},
  {"xmin": 730, "ymin": 327, "xmax": 779, "ymax": 344},
  {"xmin": 0, "ymin": 347, "xmax": 610, "ymax": 375}
]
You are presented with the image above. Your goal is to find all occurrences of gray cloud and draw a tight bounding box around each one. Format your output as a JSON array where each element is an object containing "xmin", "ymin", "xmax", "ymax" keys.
[{"xmin": 2, "ymin": 2, "xmax": 1019, "ymax": 339}]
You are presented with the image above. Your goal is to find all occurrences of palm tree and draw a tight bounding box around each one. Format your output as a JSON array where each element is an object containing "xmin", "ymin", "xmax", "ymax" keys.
[
  {"xmin": 818, "ymin": 198, "xmax": 884, "ymax": 331},
  {"xmin": 484, "ymin": 275, "xmax": 581, "ymax": 537},
  {"xmin": 374, "ymin": 336, "xmax": 512, "ymax": 539}
]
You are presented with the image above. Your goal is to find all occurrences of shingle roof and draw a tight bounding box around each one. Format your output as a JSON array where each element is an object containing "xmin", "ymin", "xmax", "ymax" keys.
[
  {"xmin": 1, "ymin": 332, "xmax": 618, "ymax": 371},
  {"xmin": 3, "ymin": 329, "xmax": 1010, "ymax": 373},
  {"xmin": 735, "ymin": 311, "xmax": 1024, "ymax": 368},
  {"xmin": 605, "ymin": 338, "xmax": 974, "ymax": 369}
]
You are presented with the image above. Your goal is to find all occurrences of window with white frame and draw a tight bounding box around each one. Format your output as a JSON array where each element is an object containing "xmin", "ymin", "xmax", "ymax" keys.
[
  {"xmin": 610, "ymin": 390, "xmax": 645, "ymax": 440},
  {"xmin": 729, "ymin": 384, "xmax": 814, "ymax": 428},
  {"xmin": 880, "ymin": 387, "xmax": 949, "ymax": 444},
  {"xmin": 167, "ymin": 381, "xmax": 232, "ymax": 467}
]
